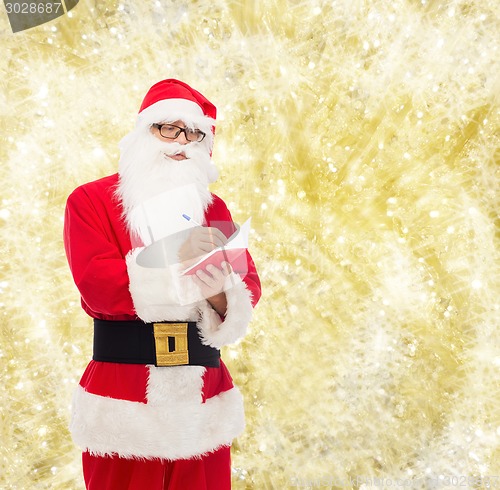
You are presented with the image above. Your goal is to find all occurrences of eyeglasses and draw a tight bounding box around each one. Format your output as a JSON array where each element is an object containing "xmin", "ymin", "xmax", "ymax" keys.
[{"xmin": 152, "ymin": 123, "xmax": 206, "ymax": 143}]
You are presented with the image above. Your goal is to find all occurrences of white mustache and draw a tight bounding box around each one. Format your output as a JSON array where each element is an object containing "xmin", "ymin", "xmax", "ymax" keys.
[{"xmin": 157, "ymin": 141, "xmax": 203, "ymax": 159}]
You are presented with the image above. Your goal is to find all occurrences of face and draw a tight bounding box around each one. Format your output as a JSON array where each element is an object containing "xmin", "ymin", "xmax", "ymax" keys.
[{"xmin": 151, "ymin": 120, "xmax": 190, "ymax": 161}]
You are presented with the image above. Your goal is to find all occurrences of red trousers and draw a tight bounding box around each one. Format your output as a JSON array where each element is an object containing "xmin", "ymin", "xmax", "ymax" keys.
[{"xmin": 82, "ymin": 446, "xmax": 231, "ymax": 490}]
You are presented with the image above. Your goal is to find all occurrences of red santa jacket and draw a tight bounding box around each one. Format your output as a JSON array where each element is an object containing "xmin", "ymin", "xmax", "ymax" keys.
[{"xmin": 64, "ymin": 173, "xmax": 261, "ymax": 460}]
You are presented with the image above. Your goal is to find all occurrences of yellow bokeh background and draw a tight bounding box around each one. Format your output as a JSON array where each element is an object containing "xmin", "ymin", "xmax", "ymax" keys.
[{"xmin": 1, "ymin": 0, "xmax": 499, "ymax": 488}]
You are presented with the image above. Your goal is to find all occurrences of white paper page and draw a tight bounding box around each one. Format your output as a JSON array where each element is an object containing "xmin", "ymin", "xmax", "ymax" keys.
[
  {"xmin": 226, "ymin": 217, "xmax": 251, "ymax": 250},
  {"xmin": 132, "ymin": 184, "xmax": 201, "ymax": 246}
]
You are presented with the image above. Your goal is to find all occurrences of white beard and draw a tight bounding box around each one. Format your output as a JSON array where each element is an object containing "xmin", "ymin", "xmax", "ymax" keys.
[{"xmin": 116, "ymin": 130, "xmax": 216, "ymax": 242}]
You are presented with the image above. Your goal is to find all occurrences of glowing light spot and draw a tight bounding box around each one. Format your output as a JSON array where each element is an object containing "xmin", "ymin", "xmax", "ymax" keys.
[
  {"xmin": 429, "ymin": 210, "xmax": 439, "ymax": 218},
  {"xmin": 227, "ymin": 349, "xmax": 239, "ymax": 360},
  {"xmin": 37, "ymin": 85, "xmax": 49, "ymax": 99},
  {"xmin": 92, "ymin": 147, "xmax": 105, "ymax": 159},
  {"xmin": 471, "ymin": 280, "xmax": 482, "ymax": 289}
]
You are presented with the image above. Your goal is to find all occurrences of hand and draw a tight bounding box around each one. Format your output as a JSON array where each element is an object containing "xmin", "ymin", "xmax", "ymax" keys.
[
  {"xmin": 192, "ymin": 262, "xmax": 232, "ymax": 315},
  {"xmin": 178, "ymin": 226, "xmax": 227, "ymax": 269}
]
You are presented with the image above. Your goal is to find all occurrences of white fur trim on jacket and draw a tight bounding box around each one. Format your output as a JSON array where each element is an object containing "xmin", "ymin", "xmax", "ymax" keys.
[
  {"xmin": 70, "ymin": 365, "xmax": 245, "ymax": 460},
  {"xmin": 126, "ymin": 248, "xmax": 199, "ymax": 322},
  {"xmin": 197, "ymin": 273, "xmax": 254, "ymax": 349}
]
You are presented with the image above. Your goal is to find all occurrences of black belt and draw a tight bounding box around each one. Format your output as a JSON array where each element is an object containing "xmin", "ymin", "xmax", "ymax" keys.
[{"xmin": 93, "ymin": 319, "xmax": 220, "ymax": 368}]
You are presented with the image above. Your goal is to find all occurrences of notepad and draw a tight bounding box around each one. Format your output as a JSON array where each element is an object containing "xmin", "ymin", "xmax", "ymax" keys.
[
  {"xmin": 181, "ymin": 218, "xmax": 251, "ymax": 275},
  {"xmin": 135, "ymin": 218, "xmax": 251, "ymax": 277}
]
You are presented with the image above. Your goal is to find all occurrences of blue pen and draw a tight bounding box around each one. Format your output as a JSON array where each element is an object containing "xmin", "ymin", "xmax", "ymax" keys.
[{"xmin": 182, "ymin": 214, "xmax": 203, "ymax": 227}]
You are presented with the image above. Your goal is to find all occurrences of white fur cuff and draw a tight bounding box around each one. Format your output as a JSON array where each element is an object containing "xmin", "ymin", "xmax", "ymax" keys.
[
  {"xmin": 197, "ymin": 274, "xmax": 254, "ymax": 349},
  {"xmin": 126, "ymin": 249, "xmax": 198, "ymax": 322}
]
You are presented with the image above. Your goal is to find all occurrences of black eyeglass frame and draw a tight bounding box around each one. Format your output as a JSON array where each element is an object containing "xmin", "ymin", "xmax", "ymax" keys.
[{"xmin": 151, "ymin": 123, "xmax": 206, "ymax": 142}]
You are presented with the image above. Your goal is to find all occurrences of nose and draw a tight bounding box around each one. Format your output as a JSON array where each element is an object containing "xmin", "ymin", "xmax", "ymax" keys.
[{"xmin": 175, "ymin": 129, "xmax": 189, "ymax": 145}]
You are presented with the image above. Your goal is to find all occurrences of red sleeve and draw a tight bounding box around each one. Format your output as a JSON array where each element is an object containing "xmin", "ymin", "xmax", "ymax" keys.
[
  {"xmin": 206, "ymin": 195, "xmax": 262, "ymax": 308},
  {"xmin": 63, "ymin": 186, "xmax": 136, "ymax": 319}
]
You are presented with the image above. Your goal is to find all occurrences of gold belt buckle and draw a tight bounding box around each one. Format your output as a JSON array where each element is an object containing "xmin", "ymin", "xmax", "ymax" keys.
[{"xmin": 153, "ymin": 323, "xmax": 189, "ymax": 366}]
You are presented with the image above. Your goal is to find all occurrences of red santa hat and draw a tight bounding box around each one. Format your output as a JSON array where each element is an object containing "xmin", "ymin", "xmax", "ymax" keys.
[{"xmin": 136, "ymin": 79, "xmax": 216, "ymax": 138}]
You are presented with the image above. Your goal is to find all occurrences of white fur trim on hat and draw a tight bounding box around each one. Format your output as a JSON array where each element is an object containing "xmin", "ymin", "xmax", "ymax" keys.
[
  {"xmin": 137, "ymin": 99, "xmax": 215, "ymax": 135},
  {"xmin": 70, "ymin": 366, "xmax": 245, "ymax": 460},
  {"xmin": 197, "ymin": 273, "xmax": 254, "ymax": 349}
]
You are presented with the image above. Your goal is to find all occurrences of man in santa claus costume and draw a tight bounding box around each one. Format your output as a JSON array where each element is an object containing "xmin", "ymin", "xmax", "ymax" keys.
[{"xmin": 63, "ymin": 79, "xmax": 261, "ymax": 489}]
